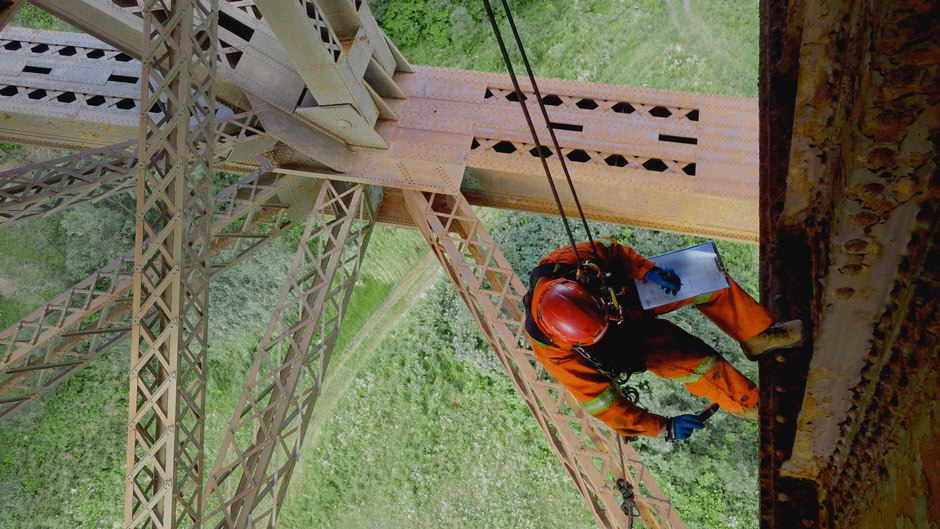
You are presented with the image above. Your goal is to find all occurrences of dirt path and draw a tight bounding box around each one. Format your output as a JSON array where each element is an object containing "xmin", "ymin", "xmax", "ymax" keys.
[
  {"xmin": 663, "ymin": 0, "xmax": 740, "ymax": 69},
  {"xmin": 681, "ymin": 0, "xmax": 741, "ymax": 68}
]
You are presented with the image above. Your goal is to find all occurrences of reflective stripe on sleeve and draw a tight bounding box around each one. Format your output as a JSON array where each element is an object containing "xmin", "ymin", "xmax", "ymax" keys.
[
  {"xmin": 598, "ymin": 238, "xmax": 614, "ymax": 258},
  {"xmin": 674, "ymin": 356, "xmax": 718, "ymax": 384},
  {"xmin": 692, "ymin": 292, "xmax": 715, "ymax": 305},
  {"xmin": 582, "ymin": 385, "xmax": 618, "ymax": 415}
]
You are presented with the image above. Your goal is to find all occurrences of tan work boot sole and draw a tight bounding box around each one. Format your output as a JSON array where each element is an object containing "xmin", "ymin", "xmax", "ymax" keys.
[
  {"xmin": 741, "ymin": 319, "xmax": 805, "ymax": 360},
  {"xmin": 728, "ymin": 405, "xmax": 758, "ymax": 422}
]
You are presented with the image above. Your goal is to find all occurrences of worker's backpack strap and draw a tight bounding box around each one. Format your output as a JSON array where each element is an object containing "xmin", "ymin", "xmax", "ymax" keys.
[{"xmin": 522, "ymin": 262, "xmax": 576, "ymax": 348}]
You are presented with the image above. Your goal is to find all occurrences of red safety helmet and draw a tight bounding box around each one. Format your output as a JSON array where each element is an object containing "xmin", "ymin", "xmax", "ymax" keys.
[{"xmin": 536, "ymin": 279, "xmax": 609, "ymax": 347}]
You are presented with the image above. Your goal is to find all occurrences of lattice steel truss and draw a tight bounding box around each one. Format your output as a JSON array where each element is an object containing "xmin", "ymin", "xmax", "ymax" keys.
[
  {"xmin": 0, "ymin": 111, "xmax": 263, "ymax": 227},
  {"xmin": 0, "ymin": 1, "xmax": 718, "ymax": 527},
  {"xmin": 204, "ymin": 181, "xmax": 374, "ymax": 529},
  {"xmin": 0, "ymin": 169, "xmax": 303, "ymax": 419},
  {"xmin": 403, "ymin": 190, "xmax": 685, "ymax": 529},
  {"xmin": 125, "ymin": 0, "xmax": 218, "ymax": 527}
]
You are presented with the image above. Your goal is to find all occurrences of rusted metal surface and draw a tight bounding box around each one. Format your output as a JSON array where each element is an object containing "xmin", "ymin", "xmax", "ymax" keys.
[
  {"xmin": 404, "ymin": 190, "xmax": 685, "ymax": 529},
  {"xmin": 775, "ymin": 0, "xmax": 939, "ymax": 482},
  {"xmin": 757, "ymin": 0, "xmax": 821, "ymax": 527},
  {"xmin": 204, "ymin": 181, "xmax": 374, "ymax": 529},
  {"xmin": 0, "ymin": 0, "xmax": 24, "ymax": 31},
  {"xmin": 760, "ymin": 0, "xmax": 939, "ymax": 527},
  {"xmin": 254, "ymin": 0, "xmax": 387, "ymax": 147},
  {"xmin": 0, "ymin": 27, "xmax": 759, "ymax": 240}
]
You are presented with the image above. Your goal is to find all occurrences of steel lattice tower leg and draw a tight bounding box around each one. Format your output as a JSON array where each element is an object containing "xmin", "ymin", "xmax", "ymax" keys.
[
  {"xmin": 125, "ymin": 1, "xmax": 218, "ymax": 528},
  {"xmin": 204, "ymin": 181, "xmax": 375, "ymax": 529}
]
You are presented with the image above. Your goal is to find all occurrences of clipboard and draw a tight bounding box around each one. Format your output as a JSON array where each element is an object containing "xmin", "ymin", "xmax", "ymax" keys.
[{"xmin": 633, "ymin": 241, "xmax": 731, "ymax": 310}]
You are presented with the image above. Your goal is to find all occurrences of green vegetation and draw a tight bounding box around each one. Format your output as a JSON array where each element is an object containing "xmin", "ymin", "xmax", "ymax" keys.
[
  {"xmin": 1, "ymin": 1, "xmax": 760, "ymax": 528},
  {"xmin": 372, "ymin": 0, "xmax": 759, "ymax": 97},
  {"xmin": 10, "ymin": 3, "xmax": 78, "ymax": 32}
]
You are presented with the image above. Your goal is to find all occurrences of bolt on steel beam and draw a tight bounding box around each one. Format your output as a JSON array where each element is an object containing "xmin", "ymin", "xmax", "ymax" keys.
[
  {"xmin": 124, "ymin": 1, "xmax": 218, "ymax": 527},
  {"xmin": 403, "ymin": 190, "xmax": 686, "ymax": 529},
  {"xmin": 203, "ymin": 180, "xmax": 375, "ymax": 529}
]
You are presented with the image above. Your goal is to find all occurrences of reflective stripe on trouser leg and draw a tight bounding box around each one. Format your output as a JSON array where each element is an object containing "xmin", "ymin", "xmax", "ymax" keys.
[
  {"xmin": 649, "ymin": 279, "xmax": 773, "ymax": 342},
  {"xmin": 683, "ymin": 356, "xmax": 758, "ymax": 414}
]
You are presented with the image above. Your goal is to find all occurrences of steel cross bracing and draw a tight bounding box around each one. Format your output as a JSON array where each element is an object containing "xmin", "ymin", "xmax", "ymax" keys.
[
  {"xmin": 403, "ymin": 190, "xmax": 685, "ymax": 529},
  {"xmin": 0, "ymin": 0, "xmax": 761, "ymax": 526},
  {"xmin": 0, "ymin": 168, "xmax": 311, "ymax": 418},
  {"xmin": 204, "ymin": 181, "xmax": 374, "ymax": 529},
  {"xmin": 0, "ymin": 25, "xmax": 759, "ymax": 241},
  {"xmin": 0, "ymin": 111, "xmax": 266, "ymax": 227},
  {"xmin": 123, "ymin": 0, "xmax": 218, "ymax": 527}
]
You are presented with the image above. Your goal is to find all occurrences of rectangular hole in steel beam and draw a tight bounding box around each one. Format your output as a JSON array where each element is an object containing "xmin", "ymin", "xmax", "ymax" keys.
[
  {"xmin": 107, "ymin": 74, "xmax": 138, "ymax": 84},
  {"xmin": 219, "ymin": 11, "xmax": 255, "ymax": 42},
  {"xmin": 549, "ymin": 122, "xmax": 583, "ymax": 132},
  {"xmin": 22, "ymin": 65, "xmax": 52, "ymax": 75},
  {"xmin": 658, "ymin": 134, "xmax": 698, "ymax": 145}
]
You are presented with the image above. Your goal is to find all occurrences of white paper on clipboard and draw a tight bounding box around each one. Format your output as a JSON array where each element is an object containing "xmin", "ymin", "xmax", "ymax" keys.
[{"xmin": 633, "ymin": 241, "xmax": 731, "ymax": 310}]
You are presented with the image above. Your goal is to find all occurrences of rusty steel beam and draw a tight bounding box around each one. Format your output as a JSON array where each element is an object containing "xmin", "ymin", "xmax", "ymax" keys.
[
  {"xmin": 403, "ymin": 190, "xmax": 685, "ymax": 529},
  {"xmin": 0, "ymin": 170, "xmax": 314, "ymax": 420},
  {"xmin": 0, "ymin": 36, "xmax": 757, "ymax": 239},
  {"xmin": 0, "ymin": 0, "xmax": 23, "ymax": 31},
  {"xmin": 204, "ymin": 180, "xmax": 374, "ymax": 529},
  {"xmin": 30, "ymin": 0, "xmax": 357, "ymax": 168},
  {"xmin": 0, "ymin": 111, "xmax": 268, "ymax": 227},
  {"xmin": 253, "ymin": 0, "xmax": 387, "ymax": 147},
  {"xmin": 123, "ymin": 0, "xmax": 218, "ymax": 526},
  {"xmin": 279, "ymin": 63, "xmax": 759, "ymax": 241}
]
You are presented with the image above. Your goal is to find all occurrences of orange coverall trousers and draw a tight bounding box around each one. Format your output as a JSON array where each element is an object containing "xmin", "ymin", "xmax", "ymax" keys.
[{"xmin": 638, "ymin": 279, "xmax": 771, "ymax": 415}]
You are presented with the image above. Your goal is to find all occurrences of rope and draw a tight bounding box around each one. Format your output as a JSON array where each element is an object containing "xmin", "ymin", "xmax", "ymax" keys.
[
  {"xmin": 482, "ymin": 0, "xmax": 588, "ymax": 265},
  {"xmin": 495, "ymin": 0, "xmax": 600, "ymax": 260}
]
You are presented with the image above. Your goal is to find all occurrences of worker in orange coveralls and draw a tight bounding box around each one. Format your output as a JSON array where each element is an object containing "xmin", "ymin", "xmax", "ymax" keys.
[{"xmin": 523, "ymin": 238, "xmax": 804, "ymax": 440}]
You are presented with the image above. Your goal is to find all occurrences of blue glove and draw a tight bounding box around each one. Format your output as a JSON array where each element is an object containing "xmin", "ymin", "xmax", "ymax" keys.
[
  {"xmin": 644, "ymin": 267, "xmax": 682, "ymax": 295},
  {"xmin": 664, "ymin": 414, "xmax": 705, "ymax": 440}
]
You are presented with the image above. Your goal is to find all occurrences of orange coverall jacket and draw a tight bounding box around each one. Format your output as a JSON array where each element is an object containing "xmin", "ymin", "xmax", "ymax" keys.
[{"xmin": 526, "ymin": 239, "xmax": 771, "ymax": 437}]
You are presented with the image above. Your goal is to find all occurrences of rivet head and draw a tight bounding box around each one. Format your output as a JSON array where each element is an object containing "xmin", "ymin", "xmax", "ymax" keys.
[
  {"xmin": 835, "ymin": 287, "xmax": 856, "ymax": 299},
  {"xmin": 844, "ymin": 239, "xmax": 870, "ymax": 254},
  {"xmin": 337, "ymin": 120, "xmax": 351, "ymax": 130}
]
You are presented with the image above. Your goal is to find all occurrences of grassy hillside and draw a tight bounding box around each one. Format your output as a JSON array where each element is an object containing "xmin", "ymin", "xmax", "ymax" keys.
[{"xmin": 0, "ymin": 1, "xmax": 760, "ymax": 528}]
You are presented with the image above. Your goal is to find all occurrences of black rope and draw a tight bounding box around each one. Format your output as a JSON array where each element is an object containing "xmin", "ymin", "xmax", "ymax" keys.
[
  {"xmin": 496, "ymin": 0, "xmax": 600, "ymax": 260},
  {"xmin": 481, "ymin": 0, "xmax": 583, "ymax": 265}
]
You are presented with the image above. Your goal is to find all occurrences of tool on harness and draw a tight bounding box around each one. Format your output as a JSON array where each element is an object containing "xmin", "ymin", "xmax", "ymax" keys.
[
  {"xmin": 616, "ymin": 434, "xmax": 639, "ymax": 526},
  {"xmin": 616, "ymin": 477, "xmax": 639, "ymax": 522}
]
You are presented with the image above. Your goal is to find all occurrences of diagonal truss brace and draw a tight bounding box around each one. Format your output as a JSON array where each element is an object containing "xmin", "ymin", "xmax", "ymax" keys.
[
  {"xmin": 204, "ymin": 180, "xmax": 375, "ymax": 529},
  {"xmin": 0, "ymin": 111, "xmax": 266, "ymax": 228},
  {"xmin": 403, "ymin": 190, "xmax": 685, "ymax": 529},
  {"xmin": 0, "ymin": 169, "xmax": 303, "ymax": 420}
]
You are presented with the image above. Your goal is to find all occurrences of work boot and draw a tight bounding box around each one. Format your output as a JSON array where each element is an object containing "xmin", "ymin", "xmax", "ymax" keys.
[
  {"xmin": 741, "ymin": 319, "xmax": 804, "ymax": 360},
  {"xmin": 728, "ymin": 405, "xmax": 758, "ymax": 422}
]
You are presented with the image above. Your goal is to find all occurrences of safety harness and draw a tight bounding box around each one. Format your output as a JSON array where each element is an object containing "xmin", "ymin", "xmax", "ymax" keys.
[{"xmin": 522, "ymin": 262, "xmax": 646, "ymax": 389}]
